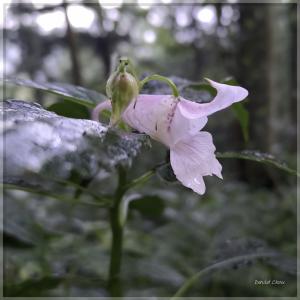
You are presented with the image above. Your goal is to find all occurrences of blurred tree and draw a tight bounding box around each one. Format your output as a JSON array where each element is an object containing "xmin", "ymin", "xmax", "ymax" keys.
[
  {"xmin": 237, "ymin": 3, "xmax": 295, "ymax": 154},
  {"xmin": 266, "ymin": 4, "xmax": 293, "ymax": 155},
  {"xmin": 235, "ymin": 3, "xmax": 296, "ymax": 185},
  {"xmin": 63, "ymin": 1, "xmax": 82, "ymax": 85}
]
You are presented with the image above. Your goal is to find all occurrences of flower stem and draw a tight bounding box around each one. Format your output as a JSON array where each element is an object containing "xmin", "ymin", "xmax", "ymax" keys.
[
  {"xmin": 139, "ymin": 74, "xmax": 180, "ymax": 97},
  {"xmin": 124, "ymin": 169, "xmax": 155, "ymax": 190},
  {"xmin": 124, "ymin": 161, "xmax": 166, "ymax": 191},
  {"xmin": 107, "ymin": 166, "xmax": 127, "ymax": 297},
  {"xmin": 171, "ymin": 252, "xmax": 278, "ymax": 299}
]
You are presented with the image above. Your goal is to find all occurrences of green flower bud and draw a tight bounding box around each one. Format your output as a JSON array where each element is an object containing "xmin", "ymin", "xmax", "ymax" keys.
[{"xmin": 106, "ymin": 57, "xmax": 139, "ymax": 126}]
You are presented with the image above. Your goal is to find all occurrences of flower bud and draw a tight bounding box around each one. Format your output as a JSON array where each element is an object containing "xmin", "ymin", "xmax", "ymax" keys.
[{"xmin": 106, "ymin": 58, "xmax": 139, "ymax": 126}]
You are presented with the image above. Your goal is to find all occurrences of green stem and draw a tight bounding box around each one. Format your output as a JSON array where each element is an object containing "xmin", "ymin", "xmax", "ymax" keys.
[
  {"xmin": 124, "ymin": 161, "xmax": 166, "ymax": 191},
  {"xmin": 108, "ymin": 167, "xmax": 127, "ymax": 297},
  {"xmin": 124, "ymin": 169, "xmax": 155, "ymax": 190},
  {"xmin": 139, "ymin": 74, "xmax": 179, "ymax": 97},
  {"xmin": 171, "ymin": 252, "xmax": 278, "ymax": 299},
  {"xmin": 2, "ymin": 183, "xmax": 111, "ymax": 207}
]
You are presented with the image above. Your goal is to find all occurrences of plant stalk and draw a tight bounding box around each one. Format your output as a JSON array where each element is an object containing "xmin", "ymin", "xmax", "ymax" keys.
[
  {"xmin": 107, "ymin": 167, "xmax": 127, "ymax": 297},
  {"xmin": 171, "ymin": 252, "xmax": 278, "ymax": 299},
  {"xmin": 139, "ymin": 74, "xmax": 179, "ymax": 97}
]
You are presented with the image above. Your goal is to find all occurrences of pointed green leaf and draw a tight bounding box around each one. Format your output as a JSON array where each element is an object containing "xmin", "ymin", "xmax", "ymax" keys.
[
  {"xmin": 5, "ymin": 77, "xmax": 106, "ymax": 107},
  {"xmin": 222, "ymin": 77, "xmax": 249, "ymax": 143},
  {"xmin": 216, "ymin": 151, "xmax": 299, "ymax": 177},
  {"xmin": 231, "ymin": 102, "xmax": 249, "ymax": 143},
  {"xmin": 47, "ymin": 100, "xmax": 90, "ymax": 119}
]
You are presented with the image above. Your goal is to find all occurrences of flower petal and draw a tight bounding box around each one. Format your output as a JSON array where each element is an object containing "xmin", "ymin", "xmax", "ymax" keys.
[
  {"xmin": 178, "ymin": 79, "xmax": 248, "ymax": 119},
  {"xmin": 91, "ymin": 100, "xmax": 111, "ymax": 121},
  {"xmin": 123, "ymin": 94, "xmax": 207, "ymax": 147},
  {"xmin": 170, "ymin": 131, "xmax": 222, "ymax": 195},
  {"xmin": 170, "ymin": 105, "xmax": 207, "ymax": 146},
  {"xmin": 123, "ymin": 94, "xmax": 170, "ymax": 140}
]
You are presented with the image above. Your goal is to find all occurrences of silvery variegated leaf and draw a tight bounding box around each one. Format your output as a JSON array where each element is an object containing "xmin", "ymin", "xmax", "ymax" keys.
[{"xmin": 1, "ymin": 100, "xmax": 149, "ymax": 189}]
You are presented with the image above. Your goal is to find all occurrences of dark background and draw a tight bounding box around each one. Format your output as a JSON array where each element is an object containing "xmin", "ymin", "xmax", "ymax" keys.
[{"xmin": 3, "ymin": 1, "xmax": 297, "ymax": 297}]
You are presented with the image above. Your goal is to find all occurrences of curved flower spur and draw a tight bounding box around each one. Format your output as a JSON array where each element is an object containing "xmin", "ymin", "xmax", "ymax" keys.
[{"xmin": 93, "ymin": 66, "xmax": 248, "ymax": 195}]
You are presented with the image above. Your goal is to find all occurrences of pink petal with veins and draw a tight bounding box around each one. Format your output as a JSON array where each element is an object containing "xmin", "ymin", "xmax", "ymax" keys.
[
  {"xmin": 123, "ymin": 94, "xmax": 207, "ymax": 147},
  {"xmin": 170, "ymin": 131, "xmax": 222, "ymax": 195},
  {"xmin": 178, "ymin": 79, "xmax": 248, "ymax": 119}
]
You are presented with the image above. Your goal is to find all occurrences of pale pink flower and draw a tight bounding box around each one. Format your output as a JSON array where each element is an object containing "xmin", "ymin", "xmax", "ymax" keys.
[{"xmin": 93, "ymin": 79, "xmax": 248, "ymax": 195}]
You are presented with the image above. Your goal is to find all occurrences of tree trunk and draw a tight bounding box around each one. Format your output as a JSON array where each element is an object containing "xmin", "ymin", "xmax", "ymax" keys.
[
  {"xmin": 266, "ymin": 4, "xmax": 292, "ymax": 155},
  {"xmin": 236, "ymin": 3, "xmax": 294, "ymax": 185},
  {"xmin": 63, "ymin": 1, "xmax": 82, "ymax": 86}
]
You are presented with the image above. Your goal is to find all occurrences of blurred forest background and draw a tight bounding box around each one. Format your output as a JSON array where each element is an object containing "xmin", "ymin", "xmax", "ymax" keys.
[{"xmin": 2, "ymin": 0, "xmax": 298, "ymax": 297}]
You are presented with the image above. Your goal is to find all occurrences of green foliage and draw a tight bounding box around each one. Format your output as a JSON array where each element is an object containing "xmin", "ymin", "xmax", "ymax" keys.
[
  {"xmin": 4, "ymin": 181, "xmax": 297, "ymax": 297},
  {"xmin": 172, "ymin": 252, "xmax": 280, "ymax": 298},
  {"xmin": 3, "ymin": 231, "xmax": 35, "ymax": 249},
  {"xmin": 47, "ymin": 100, "xmax": 90, "ymax": 119},
  {"xmin": 130, "ymin": 195, "xmax": 165, "ymax": 220},
  {"xmin": 217, "ymin": 151, "xmax": 299, "ymax": 177},
  {"xmin": 4, "ymin": 276, "xmax": 63, "ymax": 296},
  {"xmin": 231, "ymin": 102, "xmax": 249, "ymax": 143},
  {"xmin": 222, "ymin": 77, "xmax": 250, "ymax": 143},
  {"xmin": 5, "ymin": 77, "xmax": 106, "ymax": 107}
]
